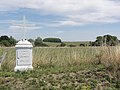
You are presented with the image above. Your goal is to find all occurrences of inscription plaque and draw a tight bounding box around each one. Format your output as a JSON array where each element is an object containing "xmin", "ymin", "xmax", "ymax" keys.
[{"xmin": 17, "ymin": 49, "xmax": 30, "ymax": 65}]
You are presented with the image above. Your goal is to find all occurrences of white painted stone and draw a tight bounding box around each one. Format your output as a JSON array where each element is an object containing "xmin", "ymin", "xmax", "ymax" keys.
[{"xmin": 14, "ymin": 40, "xmax": 33, "ymax": 72}]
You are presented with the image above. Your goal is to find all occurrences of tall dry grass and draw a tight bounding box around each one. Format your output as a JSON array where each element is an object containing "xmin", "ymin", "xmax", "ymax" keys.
[
  {"xmin": 0, "ymin": 47, "xmax": 120, "ymax": 74},
  {"xmin": 32, "ymin": 47, "xmax": 98, "ymax": 68},
  {"xmin": 96, "ymin": 46, "xmax": 120, "ymax": 80}
]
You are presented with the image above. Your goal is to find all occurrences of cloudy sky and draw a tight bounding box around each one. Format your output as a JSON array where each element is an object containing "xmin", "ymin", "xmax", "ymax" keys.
[{"xmin": 0, "ymin": 0, "xmax": 120, "ymax": 41}]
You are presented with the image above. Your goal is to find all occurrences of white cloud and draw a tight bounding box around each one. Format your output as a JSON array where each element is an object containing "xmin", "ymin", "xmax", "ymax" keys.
[
  {"xmin": 56, "ymin": 31, "xmax": 64, "ymax": 34},
  {"xmin": 9, "ymin": 25, "xmax": 42, "ymax": 31},
  {"xmin": 57, "ymin": 21, "xmax": 81, "ymax": 26},
  {"xmin": 0, "ymin": 0, "xmax": 120, "ymax": 25}
]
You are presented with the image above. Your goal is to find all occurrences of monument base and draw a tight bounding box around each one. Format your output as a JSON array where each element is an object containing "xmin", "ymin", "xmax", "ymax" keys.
[{"xmin": 14, "ymin": 65, "xmax": 33, "ymax": 72}]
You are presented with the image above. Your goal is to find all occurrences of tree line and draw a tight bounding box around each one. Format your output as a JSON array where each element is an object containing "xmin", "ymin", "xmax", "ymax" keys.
[
  {"xmin": 28, "ymin": 37, "xmax": 62, "ymax": 47},
  {"xmin": 0, "ymin": 35, "xmax": 119, "ymax": 47},
  {"xmin": 0, "ymin": 36, "xmax": 62, "ymax": 47},
  {"xmin": 0, "ymin": 36, "xmax": 16, "ymax": 47},
  {"xmin": 91, "ymin": 35, "xmax": 119, "ymax": 46}
]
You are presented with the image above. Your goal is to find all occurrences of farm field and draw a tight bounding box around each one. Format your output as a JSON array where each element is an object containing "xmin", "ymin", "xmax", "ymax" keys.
[
  {"xmin": 0, "ymin": 47, "xmax": 120, "ymax": 89},
  {"xmin": 64, "ymin": 41, "xmax": 90, "ymax": 46},
  {"xmin": 44, "ymin": 41, "xmax": 90, "ymax": 47}
]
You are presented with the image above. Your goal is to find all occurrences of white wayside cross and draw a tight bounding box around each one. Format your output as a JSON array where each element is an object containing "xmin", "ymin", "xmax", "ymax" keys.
[{"xmin": 14, "ymin": 16, "xmax": 33, "ymax": 72}]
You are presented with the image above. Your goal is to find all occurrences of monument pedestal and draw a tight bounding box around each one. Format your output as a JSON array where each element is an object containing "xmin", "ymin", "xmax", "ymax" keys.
[
  {"xmin": 14, "ymin": 40, "xmax": 33, "ymax": 72},
  {"xmin": 14, "ymin": 66, "xmax": 33, "ymax": 71}
]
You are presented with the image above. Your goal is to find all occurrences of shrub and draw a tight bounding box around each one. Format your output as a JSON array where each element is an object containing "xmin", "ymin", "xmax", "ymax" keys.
[
  {"xmin": 60, "ymin": 42, "xmax": 66, "ymax": 47},
  {"xmin": 80, "ymin": 44, "xmax": 85, "ymax": 47},
  {"xmin": 68, "ymin": 44, "xmax": 76, "ymax": 47}
]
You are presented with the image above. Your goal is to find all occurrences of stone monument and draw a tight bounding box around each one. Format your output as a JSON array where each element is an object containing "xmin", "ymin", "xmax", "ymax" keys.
[
  {"xmin": 14, "ymin": 16, "xmax": 33, "ymax": 71},
  {"xmin": 14, "ymin": 40, "xmax": 33, "ymax": 71}
]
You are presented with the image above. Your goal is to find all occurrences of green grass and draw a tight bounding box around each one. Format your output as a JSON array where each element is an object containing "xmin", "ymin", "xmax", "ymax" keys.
[{"xmin": 0, "ymin": 47, "xmax": 120, "ymax": 89}]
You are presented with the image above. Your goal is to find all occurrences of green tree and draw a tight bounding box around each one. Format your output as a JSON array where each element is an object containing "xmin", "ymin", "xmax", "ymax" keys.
[
  {"xmin": 34, "ymin": 37, "xmax": 43, "ymax": 46},
  {"xmin": 9, "ymin": 36, "xmax": 16, "ymax": 46},
  {"xmin": 0, "ymin": 35, "xmax": 10, "ymax": 41},
  {"xmin": 0, "ymin": 35, "xmax": 10, "ymax": 47},
  {"xmin": 28, "ymin": 39, "xmax": 34, "ymax": 43},
  {"xmin": 0, "ymin": 35, "xmax": 16, "ymax": 47},
  {"xmin": 28, "ymin": 38, "xmax": 34, "ymax": 46},
  {"xmin": 95, "ymin": 35, "xmax": 119, "ymax": 46},
  {"xmin": 0, "ymin": 40, "xmax": 10, "ymax": 47},
  {"xmin": 95, "ymin": 36, "xmax": 103, "ymax": 46},
  {"xmin": 104, "ymin": 35, "xmax": 119, "ymax": 46}
]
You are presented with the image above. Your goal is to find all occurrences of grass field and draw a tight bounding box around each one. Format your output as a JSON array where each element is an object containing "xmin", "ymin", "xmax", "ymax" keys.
[{"xmin": 0, "ymin": 47, "xmax": 120, "ymax": 89}]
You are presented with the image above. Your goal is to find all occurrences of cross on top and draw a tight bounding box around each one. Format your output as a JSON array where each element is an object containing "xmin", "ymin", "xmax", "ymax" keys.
[
  {"xmin": 22, "ymin": 15, "xmax": 27, "ymax": 40},
  {"xmin": 14, "ymin": 16, "xmax": 32, "ymax": 40}
]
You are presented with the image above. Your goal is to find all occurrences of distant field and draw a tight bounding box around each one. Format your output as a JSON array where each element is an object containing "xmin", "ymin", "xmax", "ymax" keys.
[
  {"xmin": 43, "ymin": 42, "xmax": 61, "ymax": 47},
  {"xmin": 64, "ymin": 41, "xmax": 90, "ymax": 46},
  {"xmin": 0, "ymin": 47, "xmax": 120, "ymax": 89},
  {"xmin": 44, "ymin": 41, "xmax": 90, "ymax": 47}
]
